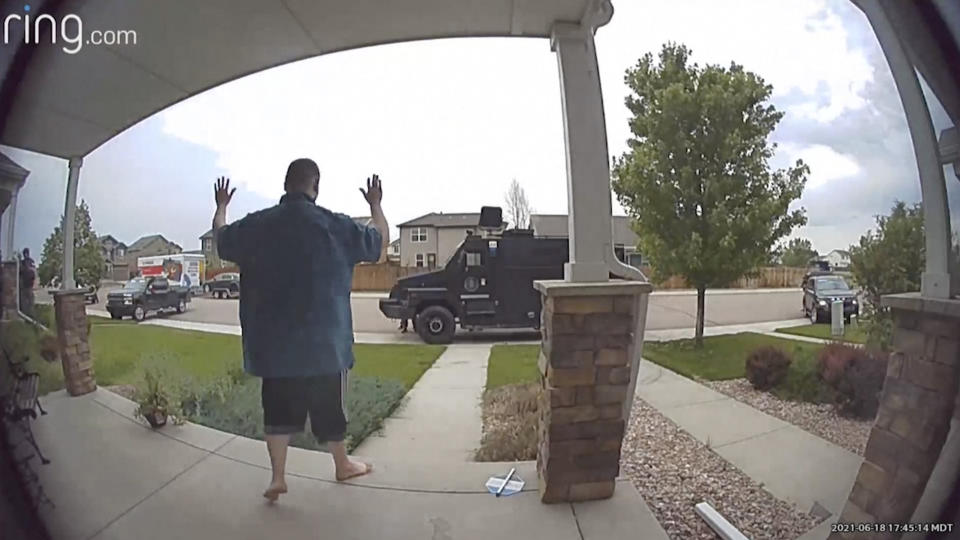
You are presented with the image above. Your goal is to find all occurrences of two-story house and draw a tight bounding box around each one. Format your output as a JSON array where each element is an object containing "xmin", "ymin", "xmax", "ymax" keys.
[
  {"xmin": 398, "ymin": 213, "xmax": 499, "ymax": 269},
  {"xmin": 199, "ymin": 228, "xmax": 233, "ymax": 269},
  {"xmin": 529, "ymin": 214, "xmax": 645, "ymax": 267},
  {"xmin": 98, "ymin": 235, "xmax": 130, "ymax": 281}
]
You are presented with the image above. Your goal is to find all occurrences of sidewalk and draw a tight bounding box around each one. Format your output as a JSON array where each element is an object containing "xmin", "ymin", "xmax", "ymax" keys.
[
  {"xmin": 354, "ymin": 344, "xmax": 491, "ymax": 462},
  {"xmin": 633, "ymin": 359, "xmax": 862, "ymax": 519},
  {"xmin": 89, "ymin": 307, "xmax": 811, "ymax": 347},
  {"xmin": 30, "ymin": 389, "xmax": 668, "ymax": 540},
  {"xmin": 644, "ymin": 318, "xmax": 809, "ymax": 341}
]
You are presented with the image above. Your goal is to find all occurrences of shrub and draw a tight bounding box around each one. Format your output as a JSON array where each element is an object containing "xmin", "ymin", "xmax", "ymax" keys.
[
  {"xmin": 817, "ymin": 343, "xmax": 861, "ymax": 386},
  {"xmin": 817, "ymin": 344, "xmax": 888, "ymax": 419},
  {"xmin": 475, "ymin": 383, "xmax": 540, "ymax": 461},
  {"xmin": 771, "ymin": 349, "xmax": 835, "ymax": 404},
  {"xmin": 836, "ymin": 351, "xmax": 888, "ymax": 419},
  {"xmin": 745, "ymin": 346, "xmax": 792, "ymax": 390},
  {"xmin": 188, "ymin": 374, "xmax": 407, "ymax": 452}
]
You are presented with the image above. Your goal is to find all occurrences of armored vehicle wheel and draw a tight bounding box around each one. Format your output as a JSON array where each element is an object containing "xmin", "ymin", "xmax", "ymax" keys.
[{"xmin": 416, "ymin": 306, "xmax": 455, "ymax": 345}]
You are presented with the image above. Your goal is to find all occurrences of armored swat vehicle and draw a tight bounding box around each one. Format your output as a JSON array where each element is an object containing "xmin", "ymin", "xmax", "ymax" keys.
[{"xmin": 379, "ymin": 207, "xmax": 625, "ymax": 344}]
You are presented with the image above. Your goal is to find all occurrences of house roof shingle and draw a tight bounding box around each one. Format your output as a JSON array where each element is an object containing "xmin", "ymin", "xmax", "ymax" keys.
[
  {"xmin": 128, "ymin": 234, "xmax": 180, "ymax": 251},
  {"xmin": 399, "ymin": 212, "xmax": 482, "ymax": 228},
  {"xmin": 98, "ymin": 234, "xmax": 127, "ymax": 248}
]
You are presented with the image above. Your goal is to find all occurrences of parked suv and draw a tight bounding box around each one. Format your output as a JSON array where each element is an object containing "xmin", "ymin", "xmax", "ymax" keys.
[
  {"xmin": 802, "ymin": 274, "xmax": 859, "ymax": 324},
  {"xmin": 208, "ymin": 272, "xmax": 240, "ymax": 299}
]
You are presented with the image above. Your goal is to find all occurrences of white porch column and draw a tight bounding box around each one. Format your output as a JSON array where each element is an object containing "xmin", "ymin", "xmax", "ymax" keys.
[
  {"xmin": 61, "ymin": 156, "xmax": 83, "ymax": 290},
  {"xmin": 857, "ymin": 0, "xmax": 953, "ymax": 298},
  {"xmin": 551, "ymin": 3, "xmax": 617, "ymax": 283},
  {"xmin": 2, "ymin": 191, "xmax": 16, "ymax": 259}
]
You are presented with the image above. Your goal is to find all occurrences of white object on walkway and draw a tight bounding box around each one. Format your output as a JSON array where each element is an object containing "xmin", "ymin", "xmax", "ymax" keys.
[
  {"xmin": 694, "ymin": 502, "xmax": 750, "ymax": 540},
  {"xmin": 486, "ymin": 470, "xmax": 524, "ymax": 497}
]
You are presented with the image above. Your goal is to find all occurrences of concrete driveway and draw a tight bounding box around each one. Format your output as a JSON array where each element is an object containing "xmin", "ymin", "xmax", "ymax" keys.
[{"xmin": 47, "ymin": 284, "xmax": 804, "ymax": 333}]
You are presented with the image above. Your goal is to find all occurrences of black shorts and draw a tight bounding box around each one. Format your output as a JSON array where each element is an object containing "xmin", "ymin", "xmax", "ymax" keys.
[{"xmin": 261, "ymin": 371, "xmax": 349, "ymax": 443}]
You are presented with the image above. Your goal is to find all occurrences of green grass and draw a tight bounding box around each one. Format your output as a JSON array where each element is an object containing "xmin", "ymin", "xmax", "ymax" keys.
[
  {"xmin": 775, "ymin": 323, "xmax": 868, "ymax": 344},
  {"xmin": 643, "ymin": 332, "xmax": 824, "ymax": 381},
  {"xmin": 9, "ymin": 316, "xmax": 444, "ymax": 395},
  {"xmin": 486, "ymin": 344, "xmax": 540, "ymax": 390}
]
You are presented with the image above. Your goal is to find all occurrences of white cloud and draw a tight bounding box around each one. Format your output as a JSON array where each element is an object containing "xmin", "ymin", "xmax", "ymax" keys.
[
  {"xmin": 157, "ymin": 0, "xmax": 879, "ymax": 242},
  {"xmin": 779, "ymin": 143, "xmax": 861, "ymax": 188}
]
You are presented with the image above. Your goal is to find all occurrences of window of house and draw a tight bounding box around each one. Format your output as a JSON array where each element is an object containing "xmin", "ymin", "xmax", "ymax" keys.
[
  {"xmin": 415, "ymin": 254, "xmax": 425, "ymax": 267},
  {"xmin": 411, "ymin": 228, "xmax": 427, "ymax": 243}
]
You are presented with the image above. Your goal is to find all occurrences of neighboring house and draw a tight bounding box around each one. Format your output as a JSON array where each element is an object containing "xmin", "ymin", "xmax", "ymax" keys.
[
  {"xmin": 99, "ymin": 234, "xmax": 130, "ymax": 281},
  {"xmin": 387, "ymin": 238, "xmax": 401, "ymax": 263},
  {"xmin": 530, "ymin": 214, "xmax": 645, "ymax": 267},
  {"xmin": 199, "ymin": 228, "xmax": 234, "ymax": 269},
  {"xmin": 126, "ymin": 234, "xmax": 182, "ymax": 263},
  {"xmin": 99, "ymin": 235, "xmax": 127, "ymax": 264},
  {"xmin": 399, "ymin": 212, "xmax": 498, "ymax": 269},
  {"xmin": 822, "ymin": 249, "xmax": 852, "ymax": 271}
]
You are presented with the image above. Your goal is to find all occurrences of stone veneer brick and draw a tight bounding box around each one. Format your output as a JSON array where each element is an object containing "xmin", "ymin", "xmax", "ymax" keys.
[
  {"xmin": 535, "ymin": 281, "xmax": 650, "ymax": 504},
  {"xmin": 53, "ymin": 290, "xmax": 96, "ymax": 396},
  {"xmin": 1, "ymin": 262, "xmax": 17, "ymax": 320},
  {"xmin": 828, "ymin": 295, "xmax": 960, "ymax": 540}
]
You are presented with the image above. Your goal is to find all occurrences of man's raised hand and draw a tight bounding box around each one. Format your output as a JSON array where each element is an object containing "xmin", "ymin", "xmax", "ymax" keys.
[
  {"xmin": 214, "ymin": 177, "xmax": 236, "ymax": 208},
  {"xmin": 360, "ymin": 174, "xmax": 383, "ymax": 206}
]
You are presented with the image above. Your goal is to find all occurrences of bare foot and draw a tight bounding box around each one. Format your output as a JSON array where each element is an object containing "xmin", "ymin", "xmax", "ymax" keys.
[
  {"xmin": 263, "ymin": 480, "xmax": 288, "ymax": 502},
  {"xmin": 335, "ymin": 460, "xmax": 373, "ymax": 482}
]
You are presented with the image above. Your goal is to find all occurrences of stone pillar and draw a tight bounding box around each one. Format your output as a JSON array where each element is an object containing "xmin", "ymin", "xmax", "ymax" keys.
[
  {"xmin": 535, "ymin": 280, "xmax": 651, "ymax": 503},
  {"xmin": 53, "ymin": 289, "xmax": 96, "ymax": 396},
  {"xmin": 1, "ymin": 261, "xmax": 17, "ymax": 320},
  {"xmin": 831, "ymin": 293, "xmax": 960, "ymax": 539}
]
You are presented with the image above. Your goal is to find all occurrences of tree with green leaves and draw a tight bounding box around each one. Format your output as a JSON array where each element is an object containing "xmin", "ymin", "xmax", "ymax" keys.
[
  {"xmin": 849, "ymin": 201, "xmax": 924, "ymax": 349},
  {"xmin": 38, "ymin": 200, "xmax": 105, "ymax": 287},
  {"xmin": 780, "ymin": 238, "xmax": 819, "ymax": 268},
  {"xmin": 612, "ymin": 43, "xmax": 808, "ymax": 347}
]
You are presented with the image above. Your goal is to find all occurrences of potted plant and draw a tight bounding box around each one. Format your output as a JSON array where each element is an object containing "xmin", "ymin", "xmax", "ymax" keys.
[{"xmin": 133, "ymin": 364, "xmax": 185, "ymax": 428}]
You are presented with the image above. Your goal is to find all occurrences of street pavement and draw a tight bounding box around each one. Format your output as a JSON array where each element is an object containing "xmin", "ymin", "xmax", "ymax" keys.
[{"xmin": 71, "ymin": 284, "xmax": 806, "ymax": 334}]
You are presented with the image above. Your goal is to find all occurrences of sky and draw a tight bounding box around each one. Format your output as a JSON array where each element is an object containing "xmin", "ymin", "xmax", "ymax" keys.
[{"xmin": 3, "ymin": 0, "xmax": 955, "ymax": 260}]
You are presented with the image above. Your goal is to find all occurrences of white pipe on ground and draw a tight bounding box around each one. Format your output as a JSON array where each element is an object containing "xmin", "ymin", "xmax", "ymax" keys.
[{"xmin": 694, "ymin": 502, "xmax": 750, "ymax": 540}]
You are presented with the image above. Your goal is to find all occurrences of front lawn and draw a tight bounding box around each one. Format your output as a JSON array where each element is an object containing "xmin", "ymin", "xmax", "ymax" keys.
[
  {"xmin": 775, "ymin": 323, "xmax": 867, "ymax": 344},
  {"xmin": 4, "ymin": 316, "xmax": 445, "ymax": 451},
  {"xmin": 486, "ymin": 344, "xmax": 540, "ymax": 390},
  {"xmin": 644, "ymin": 332, "xmax": 835, "ymax": 403},
  {"xmin": 643, "ymin": 332, "xmax": 823, "ymax": 381}
]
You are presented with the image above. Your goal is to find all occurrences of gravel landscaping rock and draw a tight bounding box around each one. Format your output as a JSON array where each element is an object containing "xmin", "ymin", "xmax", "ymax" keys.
[
  {"xmin": 703, "ymin": 378, "xmax": 872, "ymax": 455},
  {"xmin": 622, "ymin": 398, "xmax": 822, "ymax": 540}
]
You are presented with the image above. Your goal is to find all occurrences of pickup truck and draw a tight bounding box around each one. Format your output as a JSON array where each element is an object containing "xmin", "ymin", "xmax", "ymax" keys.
[
  {"xmin": 106, "ymin": 277, "xmax": 190, "ymax": 321},
  {"xmin": 208, "ymin": 272, "xmax": 240, "ymax": 299}
]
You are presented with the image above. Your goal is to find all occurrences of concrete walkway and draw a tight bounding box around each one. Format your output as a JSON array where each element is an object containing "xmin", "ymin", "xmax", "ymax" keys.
[
  {"xmin": 354, "ymin": 344, "xmax": 491, "ymax": 462},
  {"xmin": 634, "ymin": 359, "xmax": 863, "ymax": 519},
  {"xmin": 28, "ymin": 389, "xmax": 668, "ymax": 540},
  {"xmin": 644, "ymin": 318, "xmax": 808, "ymax": 341}
]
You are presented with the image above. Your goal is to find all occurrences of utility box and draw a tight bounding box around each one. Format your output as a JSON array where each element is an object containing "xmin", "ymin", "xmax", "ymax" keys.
[{"xmin": 831, "ymin": 300, "xmax": 844, "ymax": 336}]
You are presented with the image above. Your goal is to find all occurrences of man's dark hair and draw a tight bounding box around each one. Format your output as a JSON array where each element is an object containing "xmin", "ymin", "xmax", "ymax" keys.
[
  {"xmin": 22, "ymin": 248, "xmax": 29, "ymax": 257},
  {"xmin": 284, "ymin": 158, "xmax": 320, "ymax": 192}
]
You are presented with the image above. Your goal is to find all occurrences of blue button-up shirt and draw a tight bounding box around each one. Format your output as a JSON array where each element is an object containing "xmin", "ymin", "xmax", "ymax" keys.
[{"xmin": 216, "ymin": 193, "xmax": 382, "ymax": 378}]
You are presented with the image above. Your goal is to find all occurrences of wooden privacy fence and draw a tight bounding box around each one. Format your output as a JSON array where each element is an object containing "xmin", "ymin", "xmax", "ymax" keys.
[
  {"xmin": 350, "ymin": 263, "xmax": 807, "ymax": 292},
  {"xmin": 640, "ymin": 266, "xmax": 807, "ymax": 290},
  {"xmin": 352, "ymin": 264, "xmax": 430, "ymax": 291}
]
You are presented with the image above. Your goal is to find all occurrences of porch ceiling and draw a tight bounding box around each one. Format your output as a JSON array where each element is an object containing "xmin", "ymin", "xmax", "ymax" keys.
[{"xmin": 1, "ymin": 0, "xmax": 596, "ymax": 159}]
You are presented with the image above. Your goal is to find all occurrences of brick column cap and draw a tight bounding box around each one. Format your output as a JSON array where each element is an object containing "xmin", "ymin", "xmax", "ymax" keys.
[
  {"xmin": 534, "ymin": 279, "xmax": 652, "ymax": 297},
  {"xmin": 883, "ymin": 292, "xmax": 960, "ymax": 319},
  {"xmin": 52, "ymin": 288, "xmax": 90, "ymax": 298}
]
